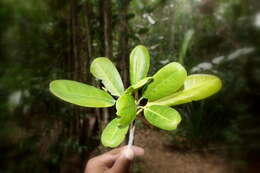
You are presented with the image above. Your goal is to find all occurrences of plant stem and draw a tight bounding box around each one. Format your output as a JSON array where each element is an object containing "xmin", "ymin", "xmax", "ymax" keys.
[
  {"xmin": 136, "ymin": 96, "xmax": 144, "ymax": 105},
  {"xmin": 136, "ymin": 108, "xmax": 143, "ymax": 115},
  {"xmin": 127, "ymin": 121, "xmax": 135, "ymax": 148},
  {"xmin": 127, "ymin": 91, "xmax": 139, "ymax": 148}
]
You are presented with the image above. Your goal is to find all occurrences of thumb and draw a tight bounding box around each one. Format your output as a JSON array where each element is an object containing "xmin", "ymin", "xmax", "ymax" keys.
[{"xmin": 110, "ymin": 148, "xmax": 134, "ymax": 173}]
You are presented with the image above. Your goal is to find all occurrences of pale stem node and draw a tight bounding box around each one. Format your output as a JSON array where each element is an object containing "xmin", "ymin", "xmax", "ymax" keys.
[
  {"xmin": 127, "ymin": 108, "xmax": 143, "ymax": 148},
  {"xmin": 127, "ymin": 121, "xmax": 135, "ymax": 148}
]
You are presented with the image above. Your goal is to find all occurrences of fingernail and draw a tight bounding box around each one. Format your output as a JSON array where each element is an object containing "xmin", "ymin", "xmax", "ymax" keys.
[{"xmin": 122, "ymin": 148, "xmax": 134, "ymax": 160}]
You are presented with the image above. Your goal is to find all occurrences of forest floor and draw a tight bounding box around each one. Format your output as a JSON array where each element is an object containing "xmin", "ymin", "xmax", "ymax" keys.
[
  {"xmin": 64, "ymin": 126, "xmax": 260, "ymax": 173},
  {"xmin": 61, "ymin": 125, "xmax": 260, "ymax": 173},
  {"xmin": 132, "ymin": 127, "xmax": 238, "ymax": 173}
]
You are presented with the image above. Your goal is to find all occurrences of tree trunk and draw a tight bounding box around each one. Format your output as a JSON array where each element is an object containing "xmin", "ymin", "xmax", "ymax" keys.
[
  {"xmin": 118, "ymin": 0, "xmax": 131, "ymax": 86},
  {"xmin": 103, "ymin": 0, "xmax": 113, "ymax": 58},
  {"xmin": 99, "ymin": 0, "xmax": 113, "ymax": 126},
  {"xmin": 99, "ymin": 0, "xmax": 113, "ymax": 58},
  {"xmin": 79, "ymin": 0, "xmax": 96, "ymax": 170}
]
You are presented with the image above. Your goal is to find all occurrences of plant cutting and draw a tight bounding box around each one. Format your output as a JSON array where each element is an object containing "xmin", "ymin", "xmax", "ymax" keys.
[{"xmin": 49, "ymin": 45, "xmax": 222, "ymax": 148}]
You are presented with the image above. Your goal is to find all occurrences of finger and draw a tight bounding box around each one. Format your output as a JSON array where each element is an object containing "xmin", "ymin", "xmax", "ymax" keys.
[
  {"xmin": 88, "ymin": 146, "xmax": 144, "ymax": 170},
  {"xmin": 110, "ymin": 146, "xmax": 144, "ymax": 173},
  {"xmin": 97, "ymin": 147, "xmax": 128, "ymax": 168},
  {"xmin": 85, "ymin": 155, "xmax": 114, "ymax": 173},
  {"xmin": 91, "ymin": 147, "xmax": 127, "ymax": 168},
  {"xmin": 128, "ymin": 146, "xmax": 144, "ymax": 157},
  {"xmin": 110, "ymin": 148, "xmax": 134, "ymax": 173},
  {"xmin": 105, "ymin": 145, "xmax": 144, "ymax": 156},
  {"xmin": 96, "ymin": 147, "xmax": 125, "ymax": 168},
  {"xmin": 92, "ymin": 153, "xmax": 118, "ymax": 168},
  {"xmin": 105, "ymin": 147, "xmax": 124, "ymax": 155}
]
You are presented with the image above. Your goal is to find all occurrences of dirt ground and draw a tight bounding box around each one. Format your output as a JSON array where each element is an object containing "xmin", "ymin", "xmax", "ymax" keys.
[
  {"xmin": 133, "ymin": 128, "xmax": 237, "ymax": 173},
  {"xmin": 63, "ymin": 126, "xmax": 260, "ymax": 173}
]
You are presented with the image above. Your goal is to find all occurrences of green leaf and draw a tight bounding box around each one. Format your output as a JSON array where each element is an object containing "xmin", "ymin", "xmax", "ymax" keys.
[
  {"xmin": 143, "ymin": 62, "xmax": 187, "ymax": 101},
  {"xmin": 148, "ymin": 74, "xmax": 222, "ymax": 106},
  {"xmin": 116, "ymin": 93, "xmax": 137, "ymax": 126},
  {"xmin": 90, "ymin": 57, "xmax": 124, "ymax": 97},
  {"xmin": 124, "ymin": 77, "xmax": 153, "ymax": 95},
  {"xmin": 130, "ymin": 45, "xmax": 150, "ymax": 85},
  {"xmin": 132, "ymin": 77, "xmax": 153, "ymax": 89},
  {"xmin": 144, "ymin": 105, "xmax": 181, "ymax": 131},
  {"xmin": 101, "ymin": 118, "xmax": 129, "ymax": 148},
  {"xmin": 49, "ymin": 80, "xmax": 115, "ymax": 107},
  {"xmin": 124, "ymin": 86, "xmax": 134, "ymax": 95}
]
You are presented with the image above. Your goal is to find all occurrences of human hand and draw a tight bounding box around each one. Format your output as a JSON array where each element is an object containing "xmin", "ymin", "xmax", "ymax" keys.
[{"xmin": 85, "ymin": 146, "xmax": 144, "ymax": 173}]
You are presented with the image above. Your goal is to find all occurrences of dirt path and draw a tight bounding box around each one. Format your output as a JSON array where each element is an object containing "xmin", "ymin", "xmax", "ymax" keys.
[{"xmin": 133, "ymin": 128, "xmax": 237, "ymax": 173}]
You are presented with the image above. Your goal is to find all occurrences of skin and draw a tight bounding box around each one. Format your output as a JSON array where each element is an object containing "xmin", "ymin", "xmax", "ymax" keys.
[{"xmin": 85, "ymin": 146, "xmax": 144, "ymax": 173}]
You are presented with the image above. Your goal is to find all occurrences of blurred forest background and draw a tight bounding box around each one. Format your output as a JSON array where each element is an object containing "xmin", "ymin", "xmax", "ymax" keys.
[{"xmin": 1, "ymin": 0, "xmax": 260, "ymax": 172}]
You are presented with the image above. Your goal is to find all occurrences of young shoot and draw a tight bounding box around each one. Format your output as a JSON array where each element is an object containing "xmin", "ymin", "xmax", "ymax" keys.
[{"xmin": 49, "ymin": 45, "xmax": 222, "ymax": 148}]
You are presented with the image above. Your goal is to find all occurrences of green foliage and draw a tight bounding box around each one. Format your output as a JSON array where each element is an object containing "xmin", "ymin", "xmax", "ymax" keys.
[
  {"xmin": 144, "ymin": 105, "xmax": 181, "ymax": 131},
  {"xmin": 129, "ymin": 45, "xmax": 150, "ymax": 85},
  {"xmin": 148, "ymin": 74, "xmax": 222, "ymax": 106},
  {"xmin": 125, "ymin": 77, "xmax": 153, "ymax": 94},
  {"xmin": 49, "ymin": 80, "xmax": 116, "ymax": 108},
  {"xmin": 143, "ymin": 62, "xmax": 187, "ymax": 101},
  {"xmin": 1, "ymin": 0, "xmax": 258, "ymax": 172},
  {"xmin": 49, "ymin": 45, "xmax": 222, "ymax": 148},
  {"xmin": 101, "ymin": 118, "xmax": 129, "ymax": 148},
  {"xmin": 116, "ymin": 93, "xmax": 137, "ymax": 126},
  {"xmin": 132, "ymin": 77, "xmax": 153, "ymax": 90},
  {"xmin": 90, "ymin": 57, "xmax": 125, "ymax": 97}
]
